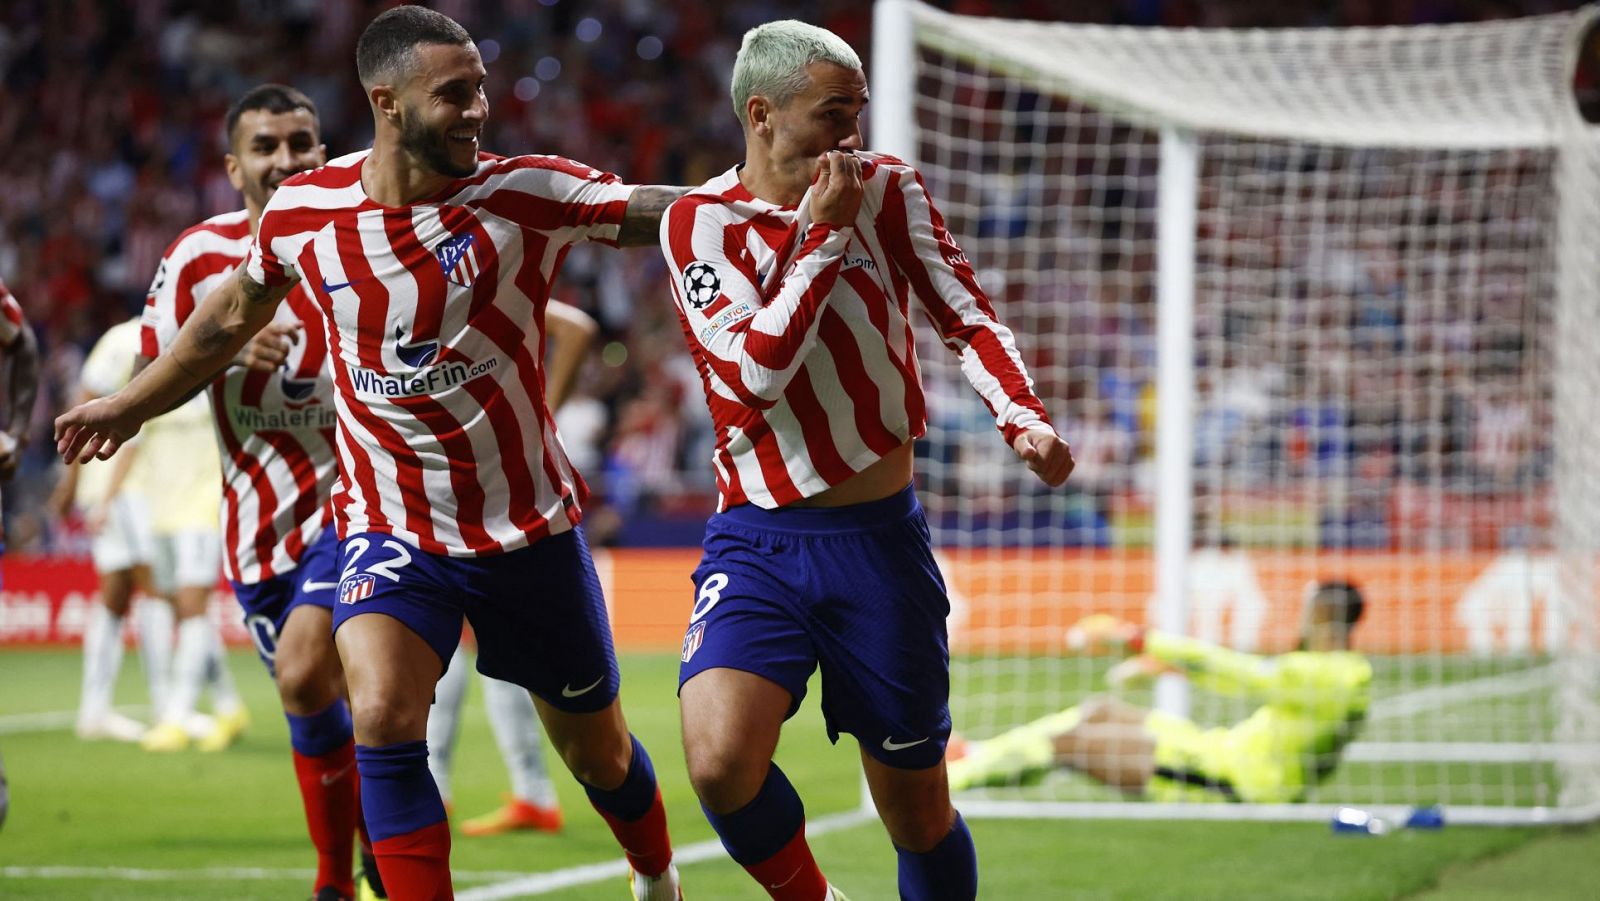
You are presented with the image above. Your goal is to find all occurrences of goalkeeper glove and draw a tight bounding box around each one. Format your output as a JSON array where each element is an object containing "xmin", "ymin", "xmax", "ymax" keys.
[{"xmin": 1064, "ymin": 614, "xmax": 1145, "ymax": 655}]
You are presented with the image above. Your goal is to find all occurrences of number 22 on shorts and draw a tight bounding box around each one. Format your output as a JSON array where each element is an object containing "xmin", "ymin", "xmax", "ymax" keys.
[{"xmin": 338, "ymin": 536, "xmax": 414, "ymax": 604}]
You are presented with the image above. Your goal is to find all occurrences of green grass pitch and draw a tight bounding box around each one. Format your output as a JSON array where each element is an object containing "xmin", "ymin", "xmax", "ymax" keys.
[{"xmin": 0, "ymin": 648, "xmax": 1594, "ymax": 899}]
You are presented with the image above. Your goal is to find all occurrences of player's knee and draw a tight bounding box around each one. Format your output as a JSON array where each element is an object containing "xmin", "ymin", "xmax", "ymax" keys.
[
  {"xmin": 880, "ymin": 796, "xmax": 957, "ymax": 853},
  {"xmin": 274, "ymin": 653, "xmax": 340, "ymax": 715},
  {"xmin": 171, "ymin": 589, "xmax": 210, "ymax": 619},
  {"xmin": 99, "ymin": 578, "xmax": 135, "ymax": 615},
  {"xmin": 683, "ymin": 742, "xmax": 766, "ymax": 813},
  {"xmin": 349, "ymin": 690, "xmax": 429, "ymax": 745},
  {"xmin": 554, "ymin": 737, "xmax": 631, "ymax": 790},
  {"xmin": 535, "ymin": 699, "xmax": 633, "ymax": 788}
]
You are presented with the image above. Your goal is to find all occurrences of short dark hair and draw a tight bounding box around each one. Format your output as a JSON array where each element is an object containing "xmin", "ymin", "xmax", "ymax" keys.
[
  {"xmin": 1311, "ymin": 580, "xmax": 1366, "ymax": 630},
  {"xmin": 224, "ymin": 84, "xmax": 319, "ymax": 149},
  {"xmin": 356, "ymin": 5, "xmax": 472, "ymax": 88}
]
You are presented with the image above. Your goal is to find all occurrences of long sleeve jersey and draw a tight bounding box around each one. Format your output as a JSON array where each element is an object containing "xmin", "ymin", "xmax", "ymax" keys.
[{"xmin": 661, "ymin": 154, "xmax": 1052, "ymax": 510}]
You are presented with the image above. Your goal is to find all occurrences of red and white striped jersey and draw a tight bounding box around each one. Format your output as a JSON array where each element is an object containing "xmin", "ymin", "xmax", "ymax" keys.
[
  {"xmin": 142, "ymin": 209, "xmax": 339, "ymax": 584},
  {"xmin": 0, "ymin": 278, "xmax": 22, "ymax": 346},
  {"xmin": 662, "ymin": 154, "xmax": 1052, "ymax": 510},
  {"xmin": 245, "ymin": 149, "xmax": 635, "ymax": 556}
]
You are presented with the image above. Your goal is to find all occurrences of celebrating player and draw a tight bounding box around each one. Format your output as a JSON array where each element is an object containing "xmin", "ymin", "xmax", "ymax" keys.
[
  {"xmin": 57, "ymin": 8, "xmax": 686, "ymax": 899},
  {"xmin": 948, "ymin": 581, "xmax": 1372, "ymax": 804},
  {"xmin": 426, "ymin": 300, "xmax": 599, "ymax": 837},
  {"xmin": 660, "ymin": 20, "xmax": 1072, "ymax": 901},
  {"xmin": 134, "ymin": 83, "xmax": 384, "ymax": 899}
]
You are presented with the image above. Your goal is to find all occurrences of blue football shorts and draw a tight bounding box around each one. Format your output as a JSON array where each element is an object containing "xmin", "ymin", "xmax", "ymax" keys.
[
  {"xmin": 330, "ymin": 526, "xmax": 619, "ymax": 713},
  {"xmin": 678, "ymin": 484, "xmax": 952, "ymax": 770},
  {"xmin": 231, "ymin": 523, "xmax": 341, "ymax": 676}
]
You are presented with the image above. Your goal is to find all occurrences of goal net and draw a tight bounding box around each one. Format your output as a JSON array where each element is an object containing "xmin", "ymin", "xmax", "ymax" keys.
[{"xmin": 873, "ymin": 0, "xmax": 1600, "ymax": 823}]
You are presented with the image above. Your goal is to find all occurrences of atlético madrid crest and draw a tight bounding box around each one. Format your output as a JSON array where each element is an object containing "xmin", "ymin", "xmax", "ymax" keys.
[
  {"xmin": 340, "ymin": 573, "xmax": 375, "ymax": 605},
  {"xmin": 681, "ymin": 620, "xmax": 706, "ymax": 663},
  {"xmin": 436, "ymin": 233, "xmax": 480, "ymax": 287}
]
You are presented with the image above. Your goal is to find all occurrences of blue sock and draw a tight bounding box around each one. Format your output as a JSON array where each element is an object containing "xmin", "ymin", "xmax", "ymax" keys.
[
  {"xmin": 897, "ymin": 813, "xmax": 978, "ymax": 901},
  {"xmin": 284, "ymin": 700, "xmax": 352, "ymax": 757},
  {"xmin": 701, "ymin": 763, "xmax": 806, "ymax": 865},
  {"xmin": 355, "ymin": 741, "xmax": 445, "ymax": 842},
  {"xmin": 582, "ymin": 734, "xmax": 657, "ymax": 821}
]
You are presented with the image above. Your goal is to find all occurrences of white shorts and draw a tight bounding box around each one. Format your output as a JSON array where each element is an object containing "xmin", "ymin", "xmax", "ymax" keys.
[
  {"xmin": 149, "ymin": 529, "xmax": 222, "ymax": 595},
  {"xmin": 89, "ymin": 494, "xmax": 155, "ymax": 574}
]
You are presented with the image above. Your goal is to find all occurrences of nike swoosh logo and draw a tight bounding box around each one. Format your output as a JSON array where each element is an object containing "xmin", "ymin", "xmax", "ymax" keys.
[
  {"xmin": 560, "ymin": 675, "xmax": 606, "ymax": 698},
  {"xmin": 320, "ymin": 277, "xmax": 358, "ymax": 293},
  {"xmin": 301, "ymin": 580, "xmax": 338, "ymax": 593},
  {"xmin": 882, "ymin": 736, "xmax": 930, "ymax": 752},
  {"xmin": 320, "ymin": 760, "xmax": 356, "ymax": 786},
  {"xmin": 768, "ymin": 866, "xmax": 802, "ymax": 889}
]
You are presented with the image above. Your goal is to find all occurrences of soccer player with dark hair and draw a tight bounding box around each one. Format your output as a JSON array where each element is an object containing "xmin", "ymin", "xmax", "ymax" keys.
[
  {"xmin": 57, "ymin": 7, "xmax": 685, "ymax": 899},
  {"xmin": 660, "ymin": 19, "xmax": 1072, "ymax": 901},
  {"xmin": 133, "ymin": 81, "xmax": 383, "ymax": 900},
  {"xmin": 949, "ymin": 581, "xmax": 1373, "ymax": 804}
]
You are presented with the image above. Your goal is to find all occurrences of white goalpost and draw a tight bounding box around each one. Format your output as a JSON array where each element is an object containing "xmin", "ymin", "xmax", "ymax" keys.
[{"xmin": 873, "ymin": 0, "xmax": 1600, "ymax": 824}]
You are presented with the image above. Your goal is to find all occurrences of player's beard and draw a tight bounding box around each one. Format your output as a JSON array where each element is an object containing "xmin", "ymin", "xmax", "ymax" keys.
[
  {"xmin": 400, "ymin": 106, "xmax": 476, "ymax": 178},
  {"xmin": 240, "ymin": 179, "xmax": 272, "ymax": 215}
]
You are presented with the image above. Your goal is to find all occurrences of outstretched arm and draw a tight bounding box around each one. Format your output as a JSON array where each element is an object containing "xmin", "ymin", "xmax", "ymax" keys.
[
  {"xmin": 1139, "ymin": 631, "xmax": 1277, "ymax": 699},
  {"xmin": 130, "ymin": 321, "xmax": 303, "ymax": 412},
  {"xmin": 1070, "ymin": 615, "xmax": 1370, "ymax": 711},
  {"xmin": 617, "ymin": 185, "xmax": 691, "ymax": 247},
  {"xmin": 56, "ymin": 268, "xmax": 290, "ymax": 463},
  {"xmin": 1146, "ymin": 634, "xmax": 1371, "ymax": 717},
  {"xmin": 1068, "ymin": 615, "xmax": 1270, "ymax": 699}
]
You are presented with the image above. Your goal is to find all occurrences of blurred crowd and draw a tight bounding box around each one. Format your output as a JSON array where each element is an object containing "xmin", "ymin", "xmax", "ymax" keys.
[{"xmin": 0, "ymin": 0, "xmax": 1588, "ymax": 552}]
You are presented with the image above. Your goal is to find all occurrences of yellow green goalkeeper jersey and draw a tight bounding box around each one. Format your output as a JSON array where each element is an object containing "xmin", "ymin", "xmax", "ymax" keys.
[{"xmin": 1140, "ymin": 632, "xmax": 1372, "ymax": 803}]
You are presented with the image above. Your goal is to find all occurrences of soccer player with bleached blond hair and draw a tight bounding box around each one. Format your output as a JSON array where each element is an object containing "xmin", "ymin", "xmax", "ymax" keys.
[
  {"xmin": 57, "ymin": 6, "xmax": 688, "ymax": 899},
  {"xmin": 661, "ymin": 18, "xmax": 1073, "ymax": 901}
]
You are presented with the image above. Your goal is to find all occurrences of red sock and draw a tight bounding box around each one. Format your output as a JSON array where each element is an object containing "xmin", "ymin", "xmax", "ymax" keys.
[
  {"xmin": 291, "ymin": 741, "xmax": 359, "ymax": 896},
  {"xmin": 592, "ymin": 786, "xmax": 673, "ymax": 877},
  {"xmin": 742, "ymin": 824, "xmax": 829, "ymax": 901},
  {"xmin": 371, "ymin": 820, "xmax": 453, "ymax": 900}
]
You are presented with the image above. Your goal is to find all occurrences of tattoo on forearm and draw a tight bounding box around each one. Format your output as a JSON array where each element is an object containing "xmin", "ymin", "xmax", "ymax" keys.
[
  {"xmin": 618, "ymin": 185, "xmax": 690, "ymax": 247},
  {"xmin": 191, "ymin": 316, "xmax": 231, "ymax": 357},
  {"xmin": 240, "ymin": 275, "xmax": 275, "ymax": 306},
  {"xmin": 187, "ymin": 272, "xmax": 272, "ymax": 362}
]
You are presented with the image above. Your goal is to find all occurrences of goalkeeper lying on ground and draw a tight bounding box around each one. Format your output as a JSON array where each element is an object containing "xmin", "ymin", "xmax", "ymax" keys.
[{"xmin": 948, "ymin": 580, "xmax": 1371, "ymax": 803}]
